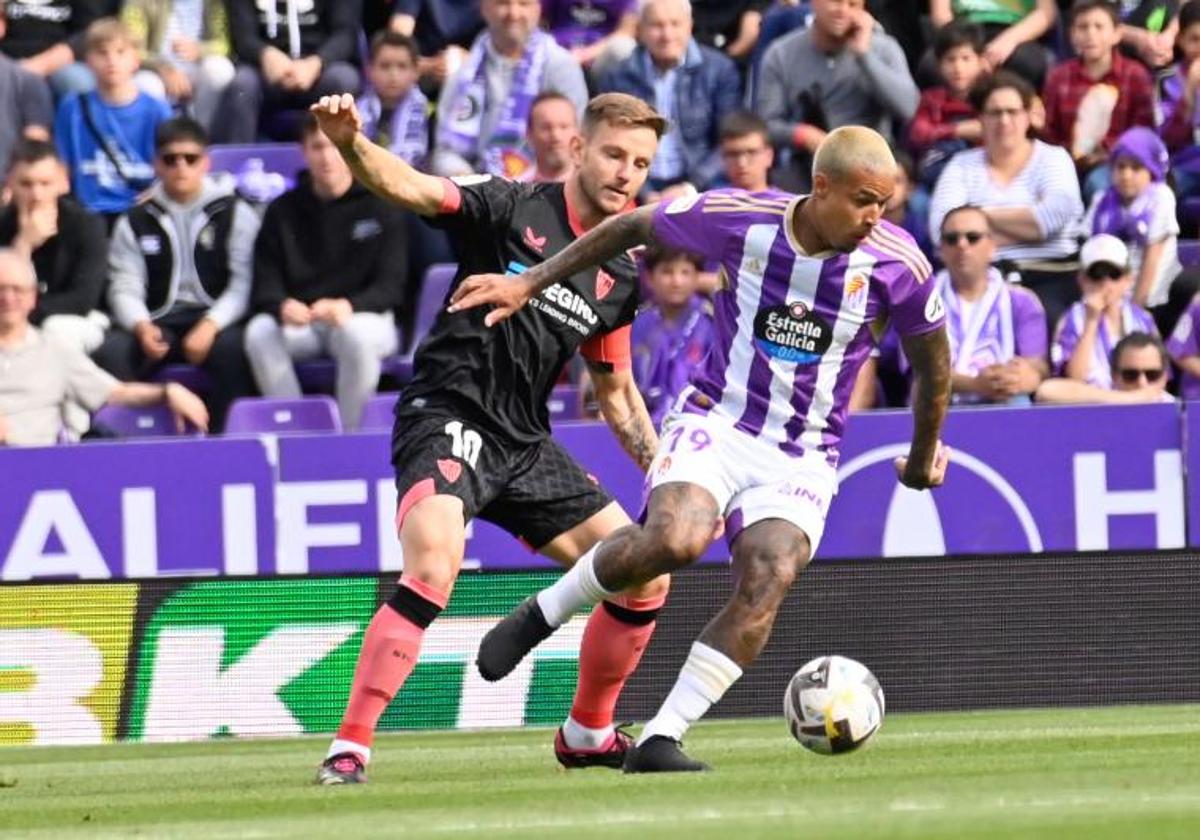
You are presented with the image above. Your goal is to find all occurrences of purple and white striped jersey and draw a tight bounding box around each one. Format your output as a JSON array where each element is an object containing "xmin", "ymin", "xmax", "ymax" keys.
[{"xmin": 651, "ymin": 189, "xmax": 943, "ymax": 462}]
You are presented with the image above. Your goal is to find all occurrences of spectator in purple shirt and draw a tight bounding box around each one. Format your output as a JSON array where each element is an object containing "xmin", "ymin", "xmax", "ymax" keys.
[
  {"xmin": 542, "ymin": 0, "xmax": 637, "ymax": 76},
  {"xmin": 630, "ymin": 245, "xmax": 714, "ymax": 428},
  {"xmin": 935, "ymin": 205, "xmax": 1047, "ymax": 405},
  {"xmin": 1166, "ymin": 293, "xmax": 1200, "ymax": 400},
  {"xmin": 1038, "ymin": 331, "xmax": 1173, "ymax": 404},
  {"xmin": 1052, "ymin": 233, "xmax": 1158, "ymax": 388}
]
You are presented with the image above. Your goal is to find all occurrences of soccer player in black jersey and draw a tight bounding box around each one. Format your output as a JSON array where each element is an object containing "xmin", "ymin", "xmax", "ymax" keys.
[{"xmin": 310, "ymin": 92, "xmax": 670, "ymax": 784}]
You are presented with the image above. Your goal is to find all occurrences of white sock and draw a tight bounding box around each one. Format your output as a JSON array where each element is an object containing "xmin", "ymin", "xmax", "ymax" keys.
[
  {"xmin": 637, "ymin": 642, "xmax": 743, "ymax": 746},
  {"xmin": 536, "ymin": 542, "xmax": 615, "ymax": 627},
  {"xmin": 326, "ymin": 738, "xmax": 371, "ymax": 764},
  {"xmin": 561, "ymin": 715, "xmax": 615, "ymax": 750}
]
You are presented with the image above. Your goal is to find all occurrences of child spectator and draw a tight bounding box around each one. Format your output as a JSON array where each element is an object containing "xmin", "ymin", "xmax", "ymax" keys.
[
  {"xmin": 1158, "ymin": 1, "xmax": 1200, "ymax": 195},
  {"xmin": 909, "ymin": 20, "xmax": 985, "ymax": 192},
  {"xmin": 1084, "ymin": 127, "xmax": 1191, "ymax": 333},
  {"xmin": 54, "ymin": 18, "xmax": 170, "ymax": 223},
  {"xmin": 1166, "ymin": 293, "xmax": 1200, "ymax": 399},
  {"xmin": 1052, "ymin": 233, "xmax": 1158, "ymax": 388},
  {"xmin": 357, "ymin": 31, "xmax": 428, "ymax": 169},
  {"xmin": 1042, "ymin": 0, "xmax": 1154, "ymax": 198},
  {"xmin": 631, "ymin": 247, "xmax": 713, "ymax": 428},
  {"xmin": 121, "ymin": 0, "xmax": 235, "ymax": 130},
  {"xmin": 883, "ymin": 152, "xmax": 933, "ymax": 260}
]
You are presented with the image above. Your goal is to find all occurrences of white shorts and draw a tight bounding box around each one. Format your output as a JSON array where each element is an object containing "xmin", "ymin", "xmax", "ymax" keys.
[{"xmin": 645, "ymin": 406, "xmax": 838, "ymax": 553}]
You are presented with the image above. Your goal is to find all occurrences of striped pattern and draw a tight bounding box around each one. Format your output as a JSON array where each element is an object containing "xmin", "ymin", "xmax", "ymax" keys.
[
  {"xmin": 928, "ymin": 141, "xmax": 1084, "ymax": 263},
  {"xmin": 652, "ymin": 191, "xmax": 945, "ymax": 462}
]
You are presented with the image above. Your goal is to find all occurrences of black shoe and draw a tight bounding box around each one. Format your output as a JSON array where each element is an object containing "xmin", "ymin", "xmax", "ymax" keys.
[
  {"xmin": 476, "ymin": 596, "xmax": 556, "ymax": 681},
  {"xmin": 622, "ymin": 735, "xmax": 711, "ymax": 773},
  {"xmin": 315, "ymin": 752, "xmax": 367, "ymax": 785},
  {"xmin": 554, "ymin": 723, "xmax": 635, "ymax": 769}
]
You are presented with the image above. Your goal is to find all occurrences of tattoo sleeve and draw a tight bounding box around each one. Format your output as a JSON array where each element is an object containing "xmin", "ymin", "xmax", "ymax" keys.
[
  {"xmin": 900, "ymin": 327, "xmax": 952, "ymax": 467},
  {"xmin": 523, "ymin": 204, "xmax": 658, "ymax": 296},
  {"xmin": 589, "ymin": 363, "xmax": 660, "ymax": 472}
]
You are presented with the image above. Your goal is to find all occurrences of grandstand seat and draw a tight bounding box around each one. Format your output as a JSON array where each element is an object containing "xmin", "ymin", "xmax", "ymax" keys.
[
  {"xmin": 392, "ymin": 263, "xmax": 458, "ymax": 381},
  {"xmin": 1183, "ymin": 198, "xmax": 1200, "ymax": 231},
  {"xmin": 359, "ymin": 392, "xmax": 400, "ymax": 431},
  {"xmin": 151, "ymin": 364, "xmax": 210, "ymax": 394},
  {"xmin": 1179, "ymin": 240, "xmax": 1200, "ymax": 268},
  {"xmin": 208, "ymin": 143, "xmax": 305, "ymax": 204},
  {"xmin": 91, "ymin": 404, "xmax": 183, "ymax": 438},
  {"xmin": 224, "ymin": 395, "xmax": 342, "ymax": 435},
  {"xmin": 548, "ymin": 384, "xmax": 582, "ymax": 421}
]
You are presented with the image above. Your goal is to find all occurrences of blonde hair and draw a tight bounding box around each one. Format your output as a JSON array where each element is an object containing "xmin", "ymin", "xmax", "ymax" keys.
[
  {"xmin": 582, "ymin": 93, "xmax": 668, "ymax": 139},
  {"xmin": 812, "ymin": 126, "xmax": 897, "ymax": 183},
  {"xmin": 84, "ymin": 18, "xmax": 135, "ymax": 54}
]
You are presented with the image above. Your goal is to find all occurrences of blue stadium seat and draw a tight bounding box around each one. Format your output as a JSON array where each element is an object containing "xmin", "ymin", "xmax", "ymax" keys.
[
  {"xmin": 92, "ymin": 404, "xmax": 184, "ymax": 437},
  {"xmin": 359, "ymin": 392, "xmax": 399, "ymax": 431},
  {"xmin": 224, "ymin": 396, "xmax": 342, "ymax": 435}
]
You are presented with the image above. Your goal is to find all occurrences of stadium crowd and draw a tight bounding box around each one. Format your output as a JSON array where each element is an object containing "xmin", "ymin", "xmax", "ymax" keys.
[{"xmin": 2, "ymin": 0, "xmax": 1200, "ymax": 445}]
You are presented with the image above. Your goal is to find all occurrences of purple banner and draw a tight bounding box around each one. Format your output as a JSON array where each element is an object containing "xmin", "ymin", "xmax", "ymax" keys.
[
  {"xmin": 0, "ymin": 404, "xmax": 1189, "ymax": 581},
  {"xmin": 1186, "ymin": 401, "xmax": 1200, "ymax": 547},
  {"xmin": 0, "ymin": 439, "xmax": 275, "ymax": 580}
]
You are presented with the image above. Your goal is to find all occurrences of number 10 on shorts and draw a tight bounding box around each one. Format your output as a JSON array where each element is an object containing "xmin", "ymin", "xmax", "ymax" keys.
[{"xmin": 444, "ymin": 421, "xmax": 483, "ymax": 469}]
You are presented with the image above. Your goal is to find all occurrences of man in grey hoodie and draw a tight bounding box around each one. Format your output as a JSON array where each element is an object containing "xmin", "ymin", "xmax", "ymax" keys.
[{"xmin": 94, "ymin": 117, "xmax": 259, "ymax": 430}]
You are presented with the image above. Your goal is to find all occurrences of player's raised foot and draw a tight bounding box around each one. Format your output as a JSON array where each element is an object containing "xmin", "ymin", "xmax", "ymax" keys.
[
  {"xmin": 476, "ymin": 596, "xmax": 556, "ymax": 681},
  {"xmin": 622, "ymin": 736, "xmax": 711, "ymax": 773},
  {"xmin": 315, "ymin": 752, "xmax": 367, "ymax": 785},
  {"xmin": 554, "ymin": 724, "xmax": 634, "ymax": 769}
]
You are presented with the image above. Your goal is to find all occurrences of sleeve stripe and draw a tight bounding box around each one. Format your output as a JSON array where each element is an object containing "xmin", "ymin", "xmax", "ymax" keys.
[{"xmin": 438, "ymin": 178, "xmax": 462, "ymax": 215}]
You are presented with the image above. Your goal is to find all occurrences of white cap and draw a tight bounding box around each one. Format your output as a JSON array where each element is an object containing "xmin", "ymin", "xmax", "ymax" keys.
[{"xmin": 1079, "ymin": 234, "xmax": 1129, "ymax": 272}]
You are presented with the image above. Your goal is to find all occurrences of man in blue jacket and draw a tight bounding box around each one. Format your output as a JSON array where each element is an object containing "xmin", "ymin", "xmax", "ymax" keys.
[{"xmin": 599, "ymin": 0, "xmax": 740, "ymax": 200}]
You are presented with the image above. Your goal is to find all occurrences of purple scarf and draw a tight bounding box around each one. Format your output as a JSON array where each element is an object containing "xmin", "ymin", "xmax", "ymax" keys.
[
  {"xmin": 436, "ymin": 29, "xmax": 551, "ymax": 177},
  {"xmin": 358, "ymin": 88, "xmax": 429, "ymax": 168},
  {"xmin": 1091, "ymin": 187, "xmax": 1156, "ymax": 250}
]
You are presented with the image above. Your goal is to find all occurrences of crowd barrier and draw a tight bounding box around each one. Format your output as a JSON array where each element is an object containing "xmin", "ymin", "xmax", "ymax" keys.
[{"xmin": 1, "ymin": 402, "xmax": 1197, "ymax": 582}]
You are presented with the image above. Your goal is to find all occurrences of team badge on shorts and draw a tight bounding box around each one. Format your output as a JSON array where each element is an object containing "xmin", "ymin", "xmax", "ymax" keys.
[{"xmin": 437, "ymin": 458, "xmax": 463, "ymax": 483}]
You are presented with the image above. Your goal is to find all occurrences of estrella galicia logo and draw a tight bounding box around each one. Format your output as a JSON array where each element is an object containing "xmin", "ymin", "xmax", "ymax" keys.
[{"xmin": 753, "ymin": 301, "xmax": 833, "ymax": 364}]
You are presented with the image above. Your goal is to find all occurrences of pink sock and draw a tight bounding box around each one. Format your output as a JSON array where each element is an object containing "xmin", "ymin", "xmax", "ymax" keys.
[
  {"xmin": 569, "ymin": 594, "xmax": 666, "ymax": 729},
  {"xmin": 335, "ymin": 577, "xmax": 448, "ymax": 749}
]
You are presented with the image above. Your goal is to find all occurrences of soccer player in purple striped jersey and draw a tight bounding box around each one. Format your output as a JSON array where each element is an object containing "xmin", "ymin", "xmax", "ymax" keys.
[{"xmin": 453, "ymin": 126, "xmax": 952, "ymax": 772}]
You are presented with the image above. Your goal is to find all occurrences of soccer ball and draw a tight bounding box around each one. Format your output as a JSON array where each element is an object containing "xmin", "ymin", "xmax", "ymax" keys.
[{"xmin": 783, "ymin": 655, "xmax": 885, "ymax": 755}]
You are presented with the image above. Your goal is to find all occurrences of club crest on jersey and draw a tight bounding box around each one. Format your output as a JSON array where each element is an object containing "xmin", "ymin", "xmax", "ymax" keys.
[
  {"xmin": 845, "ymin": 274, "xmax": 867, "ymax": 301},
  {"xmin": 523, "ymin": 226, "xmax": 546, "ymax": 254},
  {"xmin": 595, "ymin": 269, "xmax": 616, "ymax": 300},
  {"xmin": 754, "ymin": 301, "xmax": 833, "ymax": 364},
  {"xmin": 437, "ymin": 458, "xmax": 462, "ymax": 483}
]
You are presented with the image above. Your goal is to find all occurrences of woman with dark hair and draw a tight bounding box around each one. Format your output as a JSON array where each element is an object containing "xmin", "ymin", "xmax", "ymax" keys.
[{"xmin": 929, "ymin": 71, "xmax": 1084, "ymax": 327}]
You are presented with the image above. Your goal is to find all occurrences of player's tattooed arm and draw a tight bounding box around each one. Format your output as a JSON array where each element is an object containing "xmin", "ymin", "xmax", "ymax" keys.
[
  {"xmin": 588, "ymin": 364, "xmax": 660, "ymax": 471},
  {"xmin": 449, "ymin": 205, "xmax": 660, "ymax": 326},
  {"xmin": 311, "ymin": 94, "xmax": 446, "ymax": 216},
  {"xmin": 897, "ymin": 328, "xmax": 952, "ymax": 490}
]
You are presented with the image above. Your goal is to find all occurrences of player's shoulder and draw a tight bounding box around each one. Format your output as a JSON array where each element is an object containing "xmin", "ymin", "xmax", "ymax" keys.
[
  {"xmin": 864, "ymin": 221, "xmax": 934, "ymax": 285},
  {"xmin": 660, "ymin": 188, "xmax": 794, "ymax": 226}
]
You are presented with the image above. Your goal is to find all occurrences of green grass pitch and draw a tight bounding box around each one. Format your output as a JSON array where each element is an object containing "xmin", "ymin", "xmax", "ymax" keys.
[{"xmin": 3, "ymin": 705, "xmax": 1200, "ymax": 839}]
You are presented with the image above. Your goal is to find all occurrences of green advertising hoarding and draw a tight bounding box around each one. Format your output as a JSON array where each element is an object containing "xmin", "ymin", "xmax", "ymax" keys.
[{"xmin": 3, "ymin": 573, "xmax": 583, "ymax": 745}]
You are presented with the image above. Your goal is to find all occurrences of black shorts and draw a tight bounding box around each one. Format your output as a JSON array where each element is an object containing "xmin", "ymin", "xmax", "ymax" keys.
[{"xmin": 391, "ymin": 410, "xmax": 613, "ymax": 549}]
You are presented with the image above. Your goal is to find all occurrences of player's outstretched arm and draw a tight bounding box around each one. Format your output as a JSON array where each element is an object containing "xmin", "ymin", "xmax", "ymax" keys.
[
  {"xmin": 310, "ymin": 94, "xmax": 447, "ymax": 216},
  {"xmin": 896, "ymin": 328, "xmax": 952, "ymax": 489},
  {"xmin": 589, "ymin": 365, "xmax": 659, "ymax": 471},
  {"xmin": 449, "ymin": 204, "xmax": 658, "ymax": 327}
]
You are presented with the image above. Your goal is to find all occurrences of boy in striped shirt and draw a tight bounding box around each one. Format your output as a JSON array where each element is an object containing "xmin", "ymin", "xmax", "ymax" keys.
[{"xmin": 454, "ymin": 126, "xmax": 952, "ymax": 772}]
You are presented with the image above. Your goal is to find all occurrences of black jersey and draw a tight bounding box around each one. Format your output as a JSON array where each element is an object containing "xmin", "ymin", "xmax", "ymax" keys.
[{"xmin": 401, "ymin": 175, "xmax": 641, "ymax": 444}]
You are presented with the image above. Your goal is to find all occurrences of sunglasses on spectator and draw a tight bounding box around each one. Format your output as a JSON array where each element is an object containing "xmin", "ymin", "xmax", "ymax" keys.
[
  {"xmin": 159, "ymin": 152, "xmax": 202, "ymax": 167},
  {"xmin": 1117, "ymin": 367, "xmax": 1165, "ymax": 384},
  {"xmin": 941, "ymin": 231, "xmax": 987, "ymax": 246},
  {"xmin": 1085, "ymin": 264, "xmax": 1125, "ymax": 281}
]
